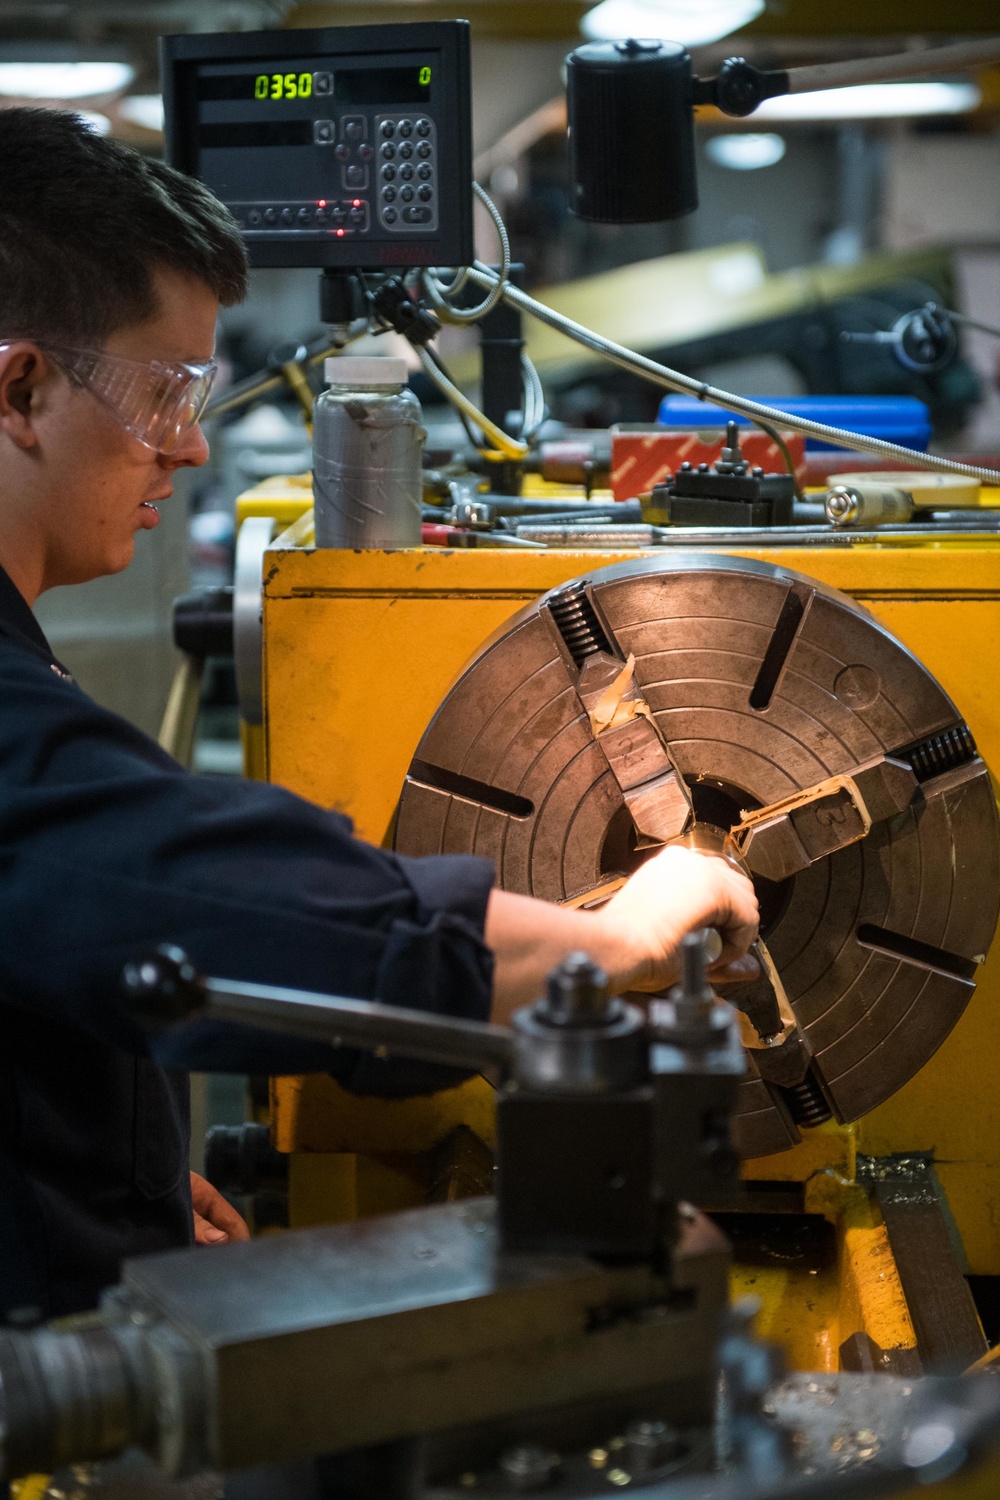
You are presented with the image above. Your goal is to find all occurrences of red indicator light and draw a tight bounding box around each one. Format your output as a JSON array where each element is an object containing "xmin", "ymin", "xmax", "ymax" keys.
[
  {"xmin": 318, "ymin": 198, "xmax": 327, "ymax": 207},
  {"xmin": 336, "ymin": 228, "xmax": 345, "ymax": 237},
  {"xmin": 352, "ymin": 199, "xmax": 361, "ymax": 207}
]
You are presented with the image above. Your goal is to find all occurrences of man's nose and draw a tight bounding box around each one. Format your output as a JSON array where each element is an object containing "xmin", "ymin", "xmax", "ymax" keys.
[{"xmin": 161, "ymin": 421, "xmax": 210, "ymax": 470}]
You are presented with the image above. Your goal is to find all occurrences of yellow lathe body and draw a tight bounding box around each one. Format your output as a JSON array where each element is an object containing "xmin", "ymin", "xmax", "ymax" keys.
[{"xmin": 244, "ymin": 484, "xmax": 1000, "ymax": 1378}]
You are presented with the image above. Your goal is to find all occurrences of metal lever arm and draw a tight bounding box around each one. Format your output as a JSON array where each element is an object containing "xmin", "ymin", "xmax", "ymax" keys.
[
  {"xmin": 122, "ymin": 946, "xmax": 516, "ymax": 1077},
  {"xmin": 694, "ymin": 38, "xmax": 1000, "ymax": 119}
]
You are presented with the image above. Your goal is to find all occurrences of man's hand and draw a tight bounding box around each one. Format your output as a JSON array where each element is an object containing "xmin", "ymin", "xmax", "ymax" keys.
[
  {"xmin": 190, "ymin": 1170, "xmax": 250, "ymax": 1246},
  {"xmin": 593, "ymin": 845, "xmax": 760, "ymax": 991},
  {"xmin": 486, "ymin": 846, "xmax": 759, "ymax": 1020}
]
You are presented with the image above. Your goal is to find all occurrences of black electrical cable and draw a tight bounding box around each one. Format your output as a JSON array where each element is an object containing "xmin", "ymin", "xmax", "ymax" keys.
[
  {"xmin": 422, "ymin": 343, "xmax": 483, "ymax": 448},
  {"xmin": 754, "ymin": 417, "xmax": 806, "ymax": 504}
]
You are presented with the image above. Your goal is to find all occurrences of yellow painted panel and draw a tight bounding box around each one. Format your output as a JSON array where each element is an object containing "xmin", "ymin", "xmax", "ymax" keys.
[
  {"xmin": 930, "ymin": 1163, "xmax": 1000, "ymax": 1278},
  {"xmin": 729, "ymin": 1259, "xmax": 841, "ymax": 1374},
  {"xmin": 271, "ymin": 1072, "xmax": 496, "ymax": 1155},
  {"xmin": 743, "ymin": 1121, "xmax": 856, "ymax": 1186},
  {"xmin": 925, "ymin": 1457, "xmax": 1000, "ymax": 1500},
  {"xmin": 839, "ymin": 1224, "xmax": 917, "ymax": 1357},
  {"xmin": 287, "ymin": 1151, "xmax": 427, "ymax": 1229},
  {"xmin": 261, "ymin": 540, "xmax": 1000, "ymax": 1261},
  {"xmin": 240, "ymin": 721, "xmax": 267, "ymax": 782}
]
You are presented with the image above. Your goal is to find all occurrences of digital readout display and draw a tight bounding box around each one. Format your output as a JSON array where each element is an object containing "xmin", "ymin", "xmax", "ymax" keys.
[
  {"xmin": 199, "ymin": 121, "xmax": 314, "ymax": 150},
  {"xmin": 197, "ymin": 65, "xmax": 432, "ymax": 106}
]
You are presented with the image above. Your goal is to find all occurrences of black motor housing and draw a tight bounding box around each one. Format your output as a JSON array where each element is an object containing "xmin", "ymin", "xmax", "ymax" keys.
[{"xmin": 566, "ymin": 38, "xmax": 698, "ymax": 223}]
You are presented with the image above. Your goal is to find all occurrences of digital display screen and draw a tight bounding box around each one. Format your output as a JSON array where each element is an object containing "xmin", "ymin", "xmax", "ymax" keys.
[
  {"xmin": 197, "ymin": 65, "xmax": 432, "ymax": 106},
  {"xmin": 199, "ymin": 121, "xmax": 314, "ymax": 150},
  {"xmin": 163, "ymin": 19, "xmax": 472, "ymax": 269}
]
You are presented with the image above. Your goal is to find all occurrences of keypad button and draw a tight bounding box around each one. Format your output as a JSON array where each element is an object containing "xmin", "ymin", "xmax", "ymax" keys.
[
  {"xmin": 297, "ymin": 206, "xmax": 312, "ymax": 223},
  {"xmin": 382, "ymin": 185, "xmax": 397, "ymax": 203},
  {"xmin": 416, "ymin": 118, "xmax": 431, "ymax": 137},
  {"xmin": 247, "ymin": 208, "xmax": 262, "ymax": 226},
  {"xmin": 331, "ymin": 205, "xmax": 347, "ymax": 224},
  {"xmin": 416, "ymin": 141, "xmax": 432, "ymax": 160},
  {"xmin": 313, "ymin": 72, "xmax": 333, "ymax": 96},
  {"xmin": 397, "ymin": 141, "xmax": 414, "ymax": 160},
  {"xmin": 344, "ymin": 164, "xmax": 366, "ymax": 187},
  {"xmin": 315, "ymin": 208, "xmax": 329, "ymax": 224},
  {"xmin": 380, "ymin": 120, "xmax": 395, "ymax": 138},
  {"xmin": 399, "ymin": 184, "xmax": 415, "ymax": 203},
  {"xmin": 417, "ymin": 184, "xmax": 433, "ymax": 202},
  {"xmin": 398, "ymin": 120, "xmax": 413, "ymax": 138},
  {"xmin": 344, "ymin": 118, "xmax": 365, "ymax": 142},
  {"xmin": 398, "ymin": 163, "xmax": 414, "ymax": 182},
  {"xmin": 334, "ymin": 143, "xmax": 350, "ymax": 162},
  {"xmin": 383, "ymin": 207, "xmax": 398, "ymax": 224},
  {"xmin": 358, "ymin": 143, "xmax": 374, "ymax": 161},
  {"xmin": 313, "ymin": 120, "xmax": 335, "ymax": 146},
  {"xmin": 417, "ymin": 162, "xmax": 433, "ymax": 181},
  {"xmin": 380, "ymin": 142, "xmax": 396, "ymax": 160},
  {"xmin": 349, "ymin": 207, "xmax": 365, "ymax": 225},
  {"xmin": 280, "ymin": 207, "xmax": 294, "ymax": 225},
  {"xmin": 381, "ymin": 164, "xmax": 397, "ymax": 182},
  {"xmin": 264, "ymin": 207, "xmax": 278, "ymax": 224},
  {"xmin": 402, "ymin": 205, "xmax": 432, "ymax": 224}
]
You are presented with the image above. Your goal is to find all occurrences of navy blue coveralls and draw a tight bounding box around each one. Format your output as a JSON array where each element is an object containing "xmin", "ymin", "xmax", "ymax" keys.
[{"xmin": 0, "ymin": 565, "xmax": 494, "ymax": 1319}]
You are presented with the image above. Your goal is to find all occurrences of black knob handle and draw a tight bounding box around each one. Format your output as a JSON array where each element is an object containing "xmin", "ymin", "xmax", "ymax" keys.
[{"xmin": 121, "ymin": 945, "xmax": 207, "ymax": 1030}]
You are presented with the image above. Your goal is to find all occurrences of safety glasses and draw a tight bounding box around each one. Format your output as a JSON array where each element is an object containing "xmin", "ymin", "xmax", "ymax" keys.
[{"xmin": 0, "ymin": 341, "xmax": 218, "ymax": 454}]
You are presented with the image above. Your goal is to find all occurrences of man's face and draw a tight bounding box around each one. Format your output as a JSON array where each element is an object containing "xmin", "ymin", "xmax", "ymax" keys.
[{"xmin": 9, "ymin": 268, "xmax": 218, "ymax": 593}]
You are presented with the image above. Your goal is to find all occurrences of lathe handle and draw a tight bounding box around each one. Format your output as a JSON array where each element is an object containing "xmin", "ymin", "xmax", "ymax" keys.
[{"xmin": 121, "ymin": 945, "xmax": 516, "ymax": 1077}]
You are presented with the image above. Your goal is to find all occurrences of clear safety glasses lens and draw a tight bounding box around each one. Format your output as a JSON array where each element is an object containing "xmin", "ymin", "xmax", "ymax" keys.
[{"xmin": 41, "ymin": 345, "xmax": 217, "ymax": 454}]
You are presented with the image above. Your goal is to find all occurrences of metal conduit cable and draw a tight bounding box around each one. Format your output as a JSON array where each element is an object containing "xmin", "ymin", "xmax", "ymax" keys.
[
  {"xmin": 521, "ymin": 350, "xmax": 547, "ymax": 439},
  {"xmin": 422, "ymin": 182, "xmax": 511, "ymax": 325},
  {"xmin": 461, "ymin": 265, "xmax": 1000, "ymax": 488}
]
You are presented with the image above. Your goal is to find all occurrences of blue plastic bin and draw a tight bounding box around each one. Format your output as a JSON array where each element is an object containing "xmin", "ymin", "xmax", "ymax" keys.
[{"xmin": 656, "ymin": 394, "xmax": 931, "ymax": 452}]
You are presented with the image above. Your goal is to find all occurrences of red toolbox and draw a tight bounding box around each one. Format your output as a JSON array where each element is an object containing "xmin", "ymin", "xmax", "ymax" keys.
[{"xmin": 610, "ymin": 424, "xmax": 806, "ymax": 503}]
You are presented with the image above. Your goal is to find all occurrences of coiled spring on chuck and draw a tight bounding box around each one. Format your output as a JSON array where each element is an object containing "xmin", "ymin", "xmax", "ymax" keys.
[
  {"xmin": 784, "ymin": 1071, "xmax": 833, "ymax": 1129},
  {"xmin": 905, "ymin": 722, "xmax": 977, "ymax": 782},
  {"xmin": 547, "ymin": 582, "xmax": 612, "ymax": 666}
]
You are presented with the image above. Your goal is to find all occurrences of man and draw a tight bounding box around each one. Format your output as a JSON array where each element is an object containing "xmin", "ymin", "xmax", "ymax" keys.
[{"xmin": 0, "ymin": 108, "xmax": 758, "ymax": 1320}]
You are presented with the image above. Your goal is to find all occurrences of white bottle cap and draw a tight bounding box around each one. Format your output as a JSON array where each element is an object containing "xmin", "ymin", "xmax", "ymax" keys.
[{"xmin": 325, "ymin": 356, "xmax": 409, "ymax": 385}]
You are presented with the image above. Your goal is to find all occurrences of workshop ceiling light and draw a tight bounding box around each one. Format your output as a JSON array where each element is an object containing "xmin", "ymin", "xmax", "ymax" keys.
[
  {"xmin": 120, "ymin": 94, "xmax": 164, "ymax": 132},
  {"xmin": 706, "ymin": 132, "xmax": 785, "ymax": 169},
  {"xmin": 580, "ymin": 0, "xmax": 764, "ymax": 47},
  {"xmin": 752, "ymin": 80, "xmax": 980, "ymax": 121},
  {"xmin": 0, "ymin": 60, "xmax": 134, "ymax": 99}
]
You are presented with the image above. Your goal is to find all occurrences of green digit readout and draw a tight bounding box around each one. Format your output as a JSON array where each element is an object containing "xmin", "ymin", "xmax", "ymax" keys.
[
  {"xmin": 254, "ymin": 71, "xmax": 313, "ymax": 100},
  {"xmin": 419, "ymin": 66, "xmax": 432, "ymax": 86}
]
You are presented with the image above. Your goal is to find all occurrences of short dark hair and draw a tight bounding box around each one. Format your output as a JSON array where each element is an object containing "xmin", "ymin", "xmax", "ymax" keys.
[{"xmin": 0, "ymin": 107, "xmax": 248, "ymax": 345}]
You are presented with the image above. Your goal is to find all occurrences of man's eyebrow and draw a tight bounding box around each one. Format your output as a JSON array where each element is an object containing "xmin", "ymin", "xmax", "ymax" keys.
[{"xmin": 157, "ymin": 352, "xmax": 217, "ymax": 365}]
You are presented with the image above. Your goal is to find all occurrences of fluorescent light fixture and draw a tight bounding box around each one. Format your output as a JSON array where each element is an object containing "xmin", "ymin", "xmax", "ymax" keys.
[
  {"xmin": 581, "ymin": 0, "xmax": 764, "ymax": 47},
  {"xmin": 120, "ymin": 94, "xmax": 164, "ymax": 132},
  {"xmin": 0, "ymin": 61, "xmax": 134, "ymax": 99},
  {"xmin": 752, "ymin": 80, "xmax": 980, "ymax": 122},
  {"xmin": 706, "ymin": 132, "xmax": 785, "ymax": 169}
]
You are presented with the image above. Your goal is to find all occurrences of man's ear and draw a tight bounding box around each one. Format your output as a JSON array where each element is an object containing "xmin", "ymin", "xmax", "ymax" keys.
[{"xmin": 0, "ymin": 344, "xmax": 53, "ymax": 451}]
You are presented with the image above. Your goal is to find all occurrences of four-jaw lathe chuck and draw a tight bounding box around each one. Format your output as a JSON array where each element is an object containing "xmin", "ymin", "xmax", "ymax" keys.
[{"xmin": 395, "ymin": 555, "xmax": 1000, "ymax": 1157}]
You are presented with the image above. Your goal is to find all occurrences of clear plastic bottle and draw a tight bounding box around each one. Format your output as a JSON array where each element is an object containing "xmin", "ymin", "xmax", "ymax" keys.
[{"xmin": 313, "ymin": 356, "xmax": 425, "ymax": 548}]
